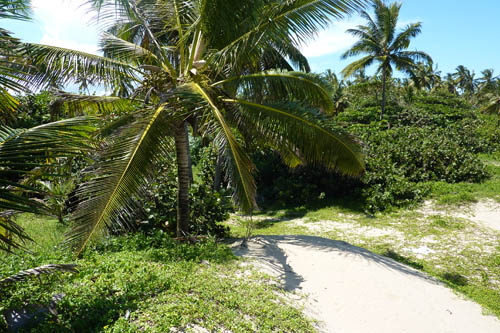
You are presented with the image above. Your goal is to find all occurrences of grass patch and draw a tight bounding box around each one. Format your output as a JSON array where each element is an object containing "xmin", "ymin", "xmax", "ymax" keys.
[
  {"xmin": 1, "ymin": 215, "xmax": 314, "ymax": 332},
  {"xmin": 429, "ymin": 215, "xmax": 466, "ymax": 230},
  {"xmin": 428, "ymin": 153, "xmax": 500, "ymax": 206}
]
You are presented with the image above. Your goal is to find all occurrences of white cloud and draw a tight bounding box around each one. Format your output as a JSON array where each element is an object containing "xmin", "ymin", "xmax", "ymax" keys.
[
  {"xmin": 31, "ymin": 0, "xmax": 100, "ymax": 54},
  {"xmin": 299, "ymin": 17, "xmax": 363, "ymax": 58}
]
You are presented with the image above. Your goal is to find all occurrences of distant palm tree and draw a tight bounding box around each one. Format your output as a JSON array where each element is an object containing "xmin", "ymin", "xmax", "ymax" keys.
[
  {"xmin": 477, "ymin": 69, "xmax": 498, "ymax": 94},
  {"xmin": 453, "ymin": 65, "xmax": 477, "ymax": 96},
  {"xmin": 321, "ymin": 70, "xmax": 349, "ymax": 113},
  {"xmin": 441, "ymin": 73, "xmax": 458, "ymax": 95},
  {"xmin": 341, "ymin": 0, "xmax": 432, "ymax": 119},
  {"xmin": 411, "ymin": 62, "xmax": 441, "ymax": 91}
]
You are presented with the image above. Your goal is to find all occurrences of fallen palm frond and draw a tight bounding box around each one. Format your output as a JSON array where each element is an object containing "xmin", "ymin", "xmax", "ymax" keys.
[{"xmin": 0, "ymin": 264, "xmax": 78, "ymax": 286}]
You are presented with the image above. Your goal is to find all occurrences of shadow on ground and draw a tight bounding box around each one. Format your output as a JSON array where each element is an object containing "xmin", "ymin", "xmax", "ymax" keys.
[{"xmin": 231, "ymin": 235, "xmax": 438, "ymax": 292}]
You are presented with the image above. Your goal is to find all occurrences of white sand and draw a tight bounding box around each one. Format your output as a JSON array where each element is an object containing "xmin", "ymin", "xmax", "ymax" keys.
[
  {"xmin": 420, "ymin": 200, "xmax": 500, "ymax": 232},
  {"xmin": 232, "ymin": 235, "xmax": 500, "ymax": 333}
]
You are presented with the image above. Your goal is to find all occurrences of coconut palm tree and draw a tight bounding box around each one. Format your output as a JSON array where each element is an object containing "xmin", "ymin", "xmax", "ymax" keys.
[
  {"xmin": 439, "ymin": 73, "xmax": 458, "ymax": 95},
  {"xmin": 477, "ymin": 69, "xmax": 498, "ymax": 94},
  {"xmin": 341, "ymin": 0, "xmax": 432, "ymax": 119},
  {"xmin": 0, "ymin": 0, "xmax": 33, "ymax": 124},
  {"xmin": 411, "ymin": 62, "xmax": 441, "ymax": 91},
  {"xmin": 453, "ymin": 65, "xmax": 477, "ymax": 96},
  {"xmin": 20, "ymin": 0, "xmax": 366, "ymax": 254},
  {"xmin": 321, "ymin": 70, "xmax": 349, "ymax": 113}
]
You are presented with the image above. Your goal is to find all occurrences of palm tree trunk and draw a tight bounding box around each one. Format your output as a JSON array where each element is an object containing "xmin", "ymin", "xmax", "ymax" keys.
[
  {"xmin": 381, "ymin": 69, "xmax": 387, "ymax": 120},
  {"xmin": 213, "ymin": 151, "xmax": 223, "ymax": 191},
  {"xmin": 174, "ymin": 122, "xmax": 191, "ymax": 237}
]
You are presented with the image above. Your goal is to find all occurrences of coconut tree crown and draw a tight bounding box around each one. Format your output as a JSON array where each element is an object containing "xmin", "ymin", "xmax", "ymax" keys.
[
  {"xmin": 341, "ymin": 0, "xmax": 432, "ymax": 118},
  {"xmin": 10, "ymin": 0, "xmax": 367, "ymax": 255}
]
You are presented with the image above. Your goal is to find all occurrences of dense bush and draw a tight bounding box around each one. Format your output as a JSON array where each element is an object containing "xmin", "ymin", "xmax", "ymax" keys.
[
  {"xmin": 142, "ymin": 147, "xmax": 230, "ymax": 238},
  {"xmin": 12, "ymin": 91, "xmax": 53, "ymax": 128},
  {"xmin": 255, "ymin": 89, "xmax": 496, "ymax": 213},
  {"xmin": 253, "ymin": 149, "xmax": 360, "ymax": 208},
  {"xmin": 357, "ymin": 125, "xmax": 488, "ymax": 213}
]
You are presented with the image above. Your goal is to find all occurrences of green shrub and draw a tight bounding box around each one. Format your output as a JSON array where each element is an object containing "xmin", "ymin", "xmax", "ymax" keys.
[
  {"xmin": 253, "ymin": 149, "xmax": 359, "ymax": 208},
  {"xmin": 142, "ymin": 149, "xmax": 230, "ymax": 238}
]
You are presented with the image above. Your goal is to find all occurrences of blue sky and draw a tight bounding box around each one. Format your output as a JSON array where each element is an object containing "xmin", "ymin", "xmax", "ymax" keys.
[{"xmin": 4, "ymin": 0, "xmax": 500, "ymax": 79}]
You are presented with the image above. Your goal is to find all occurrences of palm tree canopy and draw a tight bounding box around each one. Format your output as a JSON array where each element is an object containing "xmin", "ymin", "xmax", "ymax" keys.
[
  {"xmin": 17, "ymin": 0, "xmax": 367, "ymax": 254},
  {"xmin": 0, "ymin": 0, "xmax": 33, "ymax": 122},
  {"xmin": 341, "ymin": 0, "xmax": 432, "ymax": 78},
  {"xmin": 453, "ymin": 65, "xmax": 477, "ymax": 95}
]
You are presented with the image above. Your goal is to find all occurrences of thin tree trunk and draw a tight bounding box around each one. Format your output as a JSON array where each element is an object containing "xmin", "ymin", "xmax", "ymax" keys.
[
  {"xmin": 174, "ymin": 122, "xmax": 191, "ymax": 237},
  {"xmin": 183, "ymin": 122, "xmax": 194, "ymax": 184},
  {"xmin": 381, "ymin": 69, "xmax": 387, "ymax": 120}
]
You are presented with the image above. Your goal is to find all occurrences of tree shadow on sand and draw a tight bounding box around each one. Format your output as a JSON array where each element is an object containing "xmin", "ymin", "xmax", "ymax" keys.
[{"xmin": 231, "ymin": 235, "xmax": 440, "ymax": 292}]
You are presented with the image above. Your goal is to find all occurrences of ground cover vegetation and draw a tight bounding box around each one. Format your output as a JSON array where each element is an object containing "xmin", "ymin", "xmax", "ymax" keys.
[{"xmin": 2, "ymin": 0, "xmax": 500, "ymax": 330}]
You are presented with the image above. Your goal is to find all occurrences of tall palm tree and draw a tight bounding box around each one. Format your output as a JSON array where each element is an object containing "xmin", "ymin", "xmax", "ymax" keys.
[
  {"xmin": 21, "ymin": 0, "xmax": 366, "ymax": 254},
  {"xmin": 341, "ymin": 0, "xmax": 432, "ymax": 119}
]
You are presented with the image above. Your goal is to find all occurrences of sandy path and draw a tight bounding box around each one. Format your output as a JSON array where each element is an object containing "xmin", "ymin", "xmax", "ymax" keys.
[{"xmin": 232, "ymin": 235, "xmax": 500, "ymax": 333}]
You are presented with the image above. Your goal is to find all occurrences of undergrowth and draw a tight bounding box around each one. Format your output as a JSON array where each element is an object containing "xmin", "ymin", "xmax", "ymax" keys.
[{"xmin": 0, "ymin": 215, "xmax": 313, "ymax": 332}]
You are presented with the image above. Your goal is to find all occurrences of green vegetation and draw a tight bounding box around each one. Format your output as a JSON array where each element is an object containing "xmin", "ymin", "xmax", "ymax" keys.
[
  {"xmin": 2, "ymin": 0, "xmax": 500, "ymax": 331},
  {"xmin": 1, "ymin": 215, "xmax": 314, "ymax": 332}
]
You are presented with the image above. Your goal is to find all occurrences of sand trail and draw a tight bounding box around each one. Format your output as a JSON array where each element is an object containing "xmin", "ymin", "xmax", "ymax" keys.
[{"xmin": 233, "ymin": 235, "xmax": 500, "ymax": 333}]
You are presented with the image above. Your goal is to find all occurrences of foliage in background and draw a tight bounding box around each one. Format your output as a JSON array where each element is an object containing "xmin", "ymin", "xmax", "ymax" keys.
[
  {"xmin": 255, "ymin": 85, "xmax": 499, "ymax": 214},
  {"xmin": 142, "ymin": 146, "xmax": 231, "ymax": 238}
]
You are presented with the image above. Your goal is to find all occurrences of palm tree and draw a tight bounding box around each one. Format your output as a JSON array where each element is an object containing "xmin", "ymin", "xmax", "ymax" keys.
[
  {"xmin": 477, "ymin": 69, "xmax": 498, "ymax": 94},
  {"xmin": 341, "ymin": 0, "xmax": 432, "ymax": 119},
  {"xmin": 453, "ymin": 65, "xmax": 477, "ymax": 96},
  {"xmin": 321, "ymin": 70, "xmax": 349, "ymax": 113},
  {"xmin": 21, "ymin": 0, "xmax": 366, "ymax": 254},
  {"xmin": 441, "ymin": 73, "xmax": 458, "ymax": 95},
  {"xmin": 0, "ymin": 0, "xmax": 32, "ymax": 124},
  {"xmin": 411, "ymin": 62, "xmax": 441, "ymax": 91}
]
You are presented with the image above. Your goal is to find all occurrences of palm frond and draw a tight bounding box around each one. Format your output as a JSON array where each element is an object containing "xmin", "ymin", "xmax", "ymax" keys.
[
  {"xmin": 17, "ymin": 43, "xmax": 139, "ymax": 90},
  {"xmin": 191, "ymin": 83, "xmax": 257, "ymax": 213},
  {"xmin": 224, "ymin": 98, "xmax": 365, "ymax": 175},
  {"xmin": 100, "ymin": 32, "xmax": 164, "ymax": 66},
  {"xmin": 0, "ymin": 0, "xmax": 31, "ymax": 21},
  {"xmin": 0, "ymin": 118, "xmax": 95, "ymax": 216},
  {"xmin": 0, "ymin": 264, "xmax": 78, "ymax": 285},
  {"xmin": 54, "ymin": 92, "xmax": 137, "ymax": 116},
  {"xmin": 66, "ymin": 106, "xmax": 175, "ymax": 256},
  {"xmin": 213, "ymin": 70, "xmax": 334, "ymax": 111},
  {"xmin": 209, "ymin": 0, "xmax": 367, "ymax": 69},
  {"xmin": 0, "ymin": 211, "xmax": 32, "ymax": 253},
  {"xmin": 391, "ymin": 22, "xmax": 422, "ymax": 51},
  {"xmin": 341, "ymin": 55, "xmax": 374, "ymax": 78}
]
